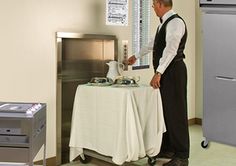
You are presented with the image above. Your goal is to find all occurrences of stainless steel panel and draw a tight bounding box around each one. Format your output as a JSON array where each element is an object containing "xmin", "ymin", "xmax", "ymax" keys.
[
  {"xmin": 202, "ymin": 11, "xmax": 236, "ymax": 75},
  {"xmin": 0, "ymin": 102, "xmax": 46, "ymax": 165},
  {"xmin": 0, "ymin": 147, "xmax": 29, "ymax": 162},
  {"xmin": 56, "ymin": 32, "xmax": 118, "ymax": 164},
  {"xmin": 57, "ymin": 32, "xmax": 117, "ymax": 40},
  {"xmin": 203, "ymin": 75, "xmax": 236, "ymax": 146},
  {"xmin": 0, "ymin": 119, "xmax": 29, "ymax": 135},
  {"xmin": 202, "ymin": 9, "xmax": 236, "ymax": 147},
  {"xmin": 32, "ymin": 124, "xmax": 46, "ymax": 160},
  {"xmin": 200, "ymin": 0, "xmax": 236, "ymax": 6},
  {"xmin": 0, "ymin": 135, "xmax": 28, "ymax": 145}
]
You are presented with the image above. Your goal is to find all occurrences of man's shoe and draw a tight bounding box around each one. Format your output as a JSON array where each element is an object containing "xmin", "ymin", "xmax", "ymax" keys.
[
  {"xmin": 163, "ymin": 158, "xmax": 189, "ymax": 166},
  {"xmin": 155, "ymin": 151, "xmax": 175, "ymax": 159}
]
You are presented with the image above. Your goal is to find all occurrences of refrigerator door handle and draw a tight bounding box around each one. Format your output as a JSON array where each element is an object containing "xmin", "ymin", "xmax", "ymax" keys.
[{"xmin": 215, "ymin": 76, "xmax": 236, "ymax": 82}]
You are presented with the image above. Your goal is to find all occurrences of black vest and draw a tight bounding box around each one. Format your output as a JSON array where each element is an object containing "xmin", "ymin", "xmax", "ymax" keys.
[{"xmin": 153, "ymin": 14, "xmax": 187, "ymax": 71}]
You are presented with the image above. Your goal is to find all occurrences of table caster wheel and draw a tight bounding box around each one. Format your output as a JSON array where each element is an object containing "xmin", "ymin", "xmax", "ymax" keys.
[
  {"xmin": 201, "ymin": 140, "xmax": 209, "ymax": 148},
  {"xmin": 148, "ymin": 156, "xmax": 156, "ymax": 166},
  {"xmin": 79, "ymin": 155, "xmax": 91, "ymax": 164}
]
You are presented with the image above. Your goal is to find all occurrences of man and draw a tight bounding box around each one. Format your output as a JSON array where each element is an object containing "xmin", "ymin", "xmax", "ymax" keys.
[{"xmin": 128, "ymin": 0, "xmax": 189, "ymax": 166}]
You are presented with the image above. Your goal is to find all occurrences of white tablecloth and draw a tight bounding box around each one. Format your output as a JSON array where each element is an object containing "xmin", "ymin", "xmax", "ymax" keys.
[{"xmin": 69, "ymin": 84, "xmax": 166, "ymax": 165}]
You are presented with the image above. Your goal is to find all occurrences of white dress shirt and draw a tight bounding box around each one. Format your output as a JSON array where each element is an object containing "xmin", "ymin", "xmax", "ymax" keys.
[{"xmin": 135, "ymin": 10, "xmax": 185, "ymax": 74}]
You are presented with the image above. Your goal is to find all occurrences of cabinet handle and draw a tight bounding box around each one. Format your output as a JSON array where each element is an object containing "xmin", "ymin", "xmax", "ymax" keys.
[{"xmin": 215, "ymin": 76, "xmax": 236, "ymax": 82}]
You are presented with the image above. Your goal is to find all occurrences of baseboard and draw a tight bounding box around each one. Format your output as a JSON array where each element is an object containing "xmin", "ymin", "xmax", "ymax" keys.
[
  {"xmin": 188, "ymin": 118, "xmax": 202, "ymax": 125},
  {"xmin": 34, "ymin": 156, "xmax": 56, "ymax": 166},
  {"xmin": 188, "ymin": 118, "xmax": 196, "ymax": 125},
  {"xmin": 195, "ymin": 118, "xmax": 202, "ymax": 125}
]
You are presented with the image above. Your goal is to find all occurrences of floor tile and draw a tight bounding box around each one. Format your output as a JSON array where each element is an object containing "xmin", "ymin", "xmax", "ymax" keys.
[{"xmin": 62, "ymin": 125, "xmax": 236, "ymax": 166}]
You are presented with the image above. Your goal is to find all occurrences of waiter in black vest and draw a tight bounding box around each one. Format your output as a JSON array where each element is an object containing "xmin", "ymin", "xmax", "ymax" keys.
[{"xmin": 128, "ymin": 0, "xmax": 189, "ymax": 165}]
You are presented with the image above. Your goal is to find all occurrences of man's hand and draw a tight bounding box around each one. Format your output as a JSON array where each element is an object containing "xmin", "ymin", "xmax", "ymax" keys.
[
  {"xmin": 127, "ymin": 55, "xmax": 137, "ymax": 65},
  {"xmin": 150, "ymin": 73, "xmax": 161, "ymax": 89}
]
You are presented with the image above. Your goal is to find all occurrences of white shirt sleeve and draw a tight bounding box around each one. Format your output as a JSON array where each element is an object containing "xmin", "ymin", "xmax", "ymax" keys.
[
  {"xmin": 134, "ymin": 38, "xmax": 154, "ymax": 59},
  {"xmin": 156, "ymin": 18, "xmax": 185, "ymax": 74}
]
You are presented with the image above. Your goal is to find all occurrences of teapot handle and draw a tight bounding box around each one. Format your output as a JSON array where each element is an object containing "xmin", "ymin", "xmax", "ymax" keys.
[
  {"xmin": 118, "ymin": 63, "xmax": 125, "ymax": 76},
  {"xmin": 118, "ymin": 63, "xmax": 125, "ymax": 70}
]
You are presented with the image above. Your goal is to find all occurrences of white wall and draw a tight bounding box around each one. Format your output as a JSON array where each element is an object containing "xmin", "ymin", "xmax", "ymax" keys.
[
  {"xmin": 175, "ymin": 0, "xmax": 196, "ymax": 120},
  {"xmin": 0, "ymin": 0, "xmax": 196, "ymax": 160},
  {"xmin": 195, "ymin": 0, "xmax": 203, "ymax": 119}
]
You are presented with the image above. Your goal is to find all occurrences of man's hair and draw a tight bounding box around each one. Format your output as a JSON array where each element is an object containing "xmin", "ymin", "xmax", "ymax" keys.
[{"xmin": 156, "ymin": 0, "xmax": 173, "ymax": 7}]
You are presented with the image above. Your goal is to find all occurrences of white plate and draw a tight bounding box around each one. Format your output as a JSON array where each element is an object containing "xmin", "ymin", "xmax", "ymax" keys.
[
  {"xmin": 112, "ymin": 84, "xmax": 139, "ymax": 87},
  {"xmin": 87, "ymin": 82, "xmax": 113, "ymax": 86}
]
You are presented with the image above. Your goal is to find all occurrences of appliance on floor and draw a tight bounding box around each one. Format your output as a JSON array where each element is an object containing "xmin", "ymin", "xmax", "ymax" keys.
[
  {"xmin": 56, "ymin": 32, "xmax": 118, "ymax": 164},
  {"xmin": 0, "ymin": 102, "xmax": 46, "ymax": 166},
  {"xmin": 200, "ymin": 0, "xmax": 236, "ymax": 148}
]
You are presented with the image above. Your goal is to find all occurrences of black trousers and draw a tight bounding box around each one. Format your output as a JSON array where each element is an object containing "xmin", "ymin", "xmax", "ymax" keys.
[{"xmin": 159, "ymin": 60, "xmax": 189, "ymax": 159}]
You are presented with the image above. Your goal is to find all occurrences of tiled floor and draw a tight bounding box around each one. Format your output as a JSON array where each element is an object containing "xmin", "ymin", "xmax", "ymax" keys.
[
  {"xmin": 63, "ymin": 125, "xmax": 236, "ymax": 166},
  {"xmin": 0, "ymin": 164, "xmax": 26, "ymax": 166}
]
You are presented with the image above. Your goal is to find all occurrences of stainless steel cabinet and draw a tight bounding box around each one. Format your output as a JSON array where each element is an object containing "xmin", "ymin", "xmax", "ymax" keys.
[{"xmin": 201, "ymin": 3, "xmax": 236, "ymax": 147}]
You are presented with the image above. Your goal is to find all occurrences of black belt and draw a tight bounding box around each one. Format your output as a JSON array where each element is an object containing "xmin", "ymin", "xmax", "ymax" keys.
[
  {"xmin": 167, "ymin": 57, "xmax": 184, "ymax": 69},
  {"xmin": 173, "ymin": 57, "xmax": 184, "ymax": 62},
  {"xmin": 170, "ymin": 57, "xmax": 184, "ymax": 65}
]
